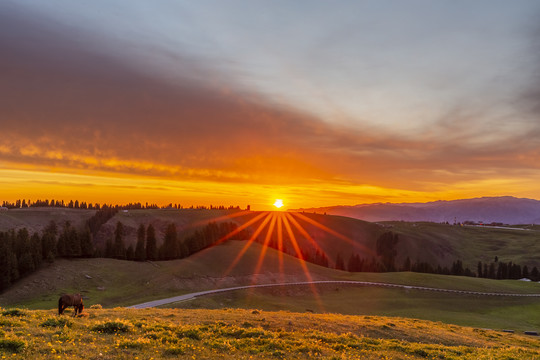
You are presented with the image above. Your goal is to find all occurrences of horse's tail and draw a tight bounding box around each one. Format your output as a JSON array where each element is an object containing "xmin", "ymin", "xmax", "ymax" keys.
[{"xmin": 58, "ymin": 297, "xmax": 63, "ymax": 315}]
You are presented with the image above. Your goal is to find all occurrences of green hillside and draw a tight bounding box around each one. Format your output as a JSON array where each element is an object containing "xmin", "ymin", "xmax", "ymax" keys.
[
  {"xmin": 386, "ymin": 221, "xmax": 540, "ymax": 268},
  {"xmin": 2, "ymin": 208, "xmax": 539, "ymax": 272},
  {"xmin": 2, "ymin": 241, "xmax": 540, "ymax": 332}
]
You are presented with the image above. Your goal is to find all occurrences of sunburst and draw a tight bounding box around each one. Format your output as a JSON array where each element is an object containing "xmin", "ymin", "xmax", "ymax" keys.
[{"xmin": 194, "ymin": 204, "xmax": 362, "ymax": 312}]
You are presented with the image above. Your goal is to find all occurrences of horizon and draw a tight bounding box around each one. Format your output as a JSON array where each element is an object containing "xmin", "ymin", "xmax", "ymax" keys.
[
  {"xmin": 2, "ymin": 194, "xmax": 539, "ymax": 212},
  {"xmin": 2, "ymin": 1, "xmax": 540, "ymax": 210}
]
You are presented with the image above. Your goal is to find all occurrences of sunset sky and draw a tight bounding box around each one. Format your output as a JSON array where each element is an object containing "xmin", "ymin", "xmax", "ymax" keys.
[{"xmin": 2, "ymin": 1, "xmax": 540, "ymax": 210}]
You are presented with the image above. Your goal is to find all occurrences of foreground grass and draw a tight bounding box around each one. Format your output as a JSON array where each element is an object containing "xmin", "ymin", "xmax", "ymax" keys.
[{"xmin": 1, "ymin": 307, "xmax": 539, "ymax": 359}]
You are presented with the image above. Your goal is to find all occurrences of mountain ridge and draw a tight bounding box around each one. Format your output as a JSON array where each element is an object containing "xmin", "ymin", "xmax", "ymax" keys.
[{"xmin": 291, "ymin": 196, "xmax": 540, "ymax": 224}]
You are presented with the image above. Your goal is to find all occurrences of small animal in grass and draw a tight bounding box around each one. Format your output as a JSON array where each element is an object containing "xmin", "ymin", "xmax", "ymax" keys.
[{"xmin": 58, "ymin": 294, "xmax": 84, "ymax": 316}]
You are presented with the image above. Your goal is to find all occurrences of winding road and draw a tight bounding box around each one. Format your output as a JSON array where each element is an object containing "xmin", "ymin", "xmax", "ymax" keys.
[{"xmin": 128, "ymin": 280, "xmax": 540, "ymax": 309}]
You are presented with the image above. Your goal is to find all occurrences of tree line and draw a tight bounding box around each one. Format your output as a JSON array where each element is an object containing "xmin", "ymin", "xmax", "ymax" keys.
[
  {"xmin": 1, "ymin": 199, "xmax": 245, "ymax": 211},
  {"xmin": 101, "ymin": 221, "xmax": 249, "ymax": 261}
]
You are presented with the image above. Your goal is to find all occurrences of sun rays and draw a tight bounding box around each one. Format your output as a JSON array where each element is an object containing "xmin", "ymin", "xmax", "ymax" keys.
[{"xmin": 198, "ymin": 207, "xmax": 357, "ymax": 309}]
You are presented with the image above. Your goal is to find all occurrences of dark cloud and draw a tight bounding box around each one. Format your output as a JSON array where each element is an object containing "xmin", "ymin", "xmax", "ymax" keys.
[{"xmin": 1, "ymin": 3, "xmax": 540, "ymax": 193}]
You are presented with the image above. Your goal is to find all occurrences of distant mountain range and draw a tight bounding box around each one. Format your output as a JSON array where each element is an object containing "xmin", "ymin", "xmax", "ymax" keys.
[{"xmin": 292, "ymin": 196, "xmax": 540, "ymax": 224}]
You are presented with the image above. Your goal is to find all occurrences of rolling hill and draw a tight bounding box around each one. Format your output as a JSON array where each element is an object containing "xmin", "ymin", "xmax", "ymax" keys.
[{"xmin": 2, "ymin": 207, "xmax": 540, "ymax": 272}]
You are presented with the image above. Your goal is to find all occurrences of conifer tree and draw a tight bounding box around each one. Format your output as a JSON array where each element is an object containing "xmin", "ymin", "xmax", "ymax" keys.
[
  {"xmin": 41, "ymin": 220, "xmax": 58, "ymax": 260},
  {"xmin": 135, "ymin": 224, "xmax": 146, "ymax": 261},
  {"xmin": 30, "ymin": 232, "xmax": 42, "ymax": 269},
  {"xmin": 0, "ymin": 232, "xmax": 12, "ymax": 290},
  {"xmin": 335, "ymin": 253, "xmax": 345, "ymax": 271},
  {"xmin": 126, "ymin": 244, "xmax": 135, "ymax": 261},
  {"xmin": 105, "ymin": 238, "xmax": 114, "ymax": 258},
  {"xmin": 80, "ymin": 227, "xmax": 94, "ymax": 257},
  {"xmin": 160, "ymin": 223, "xmax": 179, "ymax": 260},
  {"xmin": 145, "ymin": 224, "xmax": 158, "ymax": 261},
  {"xmin": 113, "ymin": 221, "xmax": 126, "ymax": 259}
]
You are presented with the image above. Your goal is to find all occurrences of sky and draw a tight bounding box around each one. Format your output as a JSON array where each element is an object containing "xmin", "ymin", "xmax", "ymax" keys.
[{"xmin": 1, "ymin": 0, "xmax": 540, "ymax": 210}]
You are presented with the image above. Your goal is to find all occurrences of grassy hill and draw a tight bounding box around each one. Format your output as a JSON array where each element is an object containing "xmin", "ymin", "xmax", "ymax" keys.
[
  {"xmin": 0, "ymin": 208, "xmax": 94, "ymax": 235},
  {"xmin": 386, "ymin": 221, "xmax": 540, "ymax": 269},
  {"xmin": 2, "ymin": 241, "xmax": 540, "ymax": 332},
  {"xmin": 1, "ymin": 307, "xmax": 539, "ymax": 359},
  {"xmin": 2, "ymin": 208, "xmax": 540, "ymax": 271}
]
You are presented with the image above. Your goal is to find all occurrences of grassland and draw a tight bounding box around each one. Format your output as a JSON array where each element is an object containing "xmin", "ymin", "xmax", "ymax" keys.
[
  {"xmin": 2, "ymin": 241, "xmax": 540, "ymax": 333},
  {"xmin": 1, "ymin": 307, "xmax": 540, "ymax": 359}
]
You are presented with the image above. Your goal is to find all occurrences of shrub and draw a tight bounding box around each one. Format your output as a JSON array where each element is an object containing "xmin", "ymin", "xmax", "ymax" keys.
[
  {"xmin": 0, "ymin": 339, "xmax": 26, "ymax": 353},
  {"xmin": 118, "ymin": 338, "xmax": 150, "ymax": 349},
  {"xmin": 91, "ymin": 320, "xmax": 130, "ymax": 334},
  {"xmin": 164, "ymin": 345, "xmax": 187, "ymax": 355},
  {"xmin": 177, "ymin": 328, "xmax": 201, "ymax": 340},
  {"xmin": 40, "ymin": 318, "xmax": 72, "ymax": 328},
  {"xmin": 0, "ymin": 319, "xmax": 15, "ymax": 327},
  {"xmin": 1, "ymin": 309, "xmax": 26, "ymax": 317},
  {"xmin": 90, "ymin": 304, "xmax": 103, "ymax": 309}
]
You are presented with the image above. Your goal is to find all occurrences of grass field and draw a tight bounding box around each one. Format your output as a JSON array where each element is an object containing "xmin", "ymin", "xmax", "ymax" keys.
[{"xmin": 1, "ymin": 307, "xmax": 539, "ymax": 359}]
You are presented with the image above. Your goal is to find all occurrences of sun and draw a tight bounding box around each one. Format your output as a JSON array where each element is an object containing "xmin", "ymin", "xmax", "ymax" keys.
[{"xmin": 273, "ymin": 199, "xmax": 284, "ymax": 209}]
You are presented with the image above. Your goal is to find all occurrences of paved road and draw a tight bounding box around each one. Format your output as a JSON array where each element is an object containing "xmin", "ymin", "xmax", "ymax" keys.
[{"xmin": 128, "ymin": 280, "xmax": 540, "ymax": 309}]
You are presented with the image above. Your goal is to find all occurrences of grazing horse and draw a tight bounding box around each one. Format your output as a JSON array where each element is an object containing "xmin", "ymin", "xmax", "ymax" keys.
[{"xmin": 58, "ymin": 294, "xmax": 84, "ymax": 316}]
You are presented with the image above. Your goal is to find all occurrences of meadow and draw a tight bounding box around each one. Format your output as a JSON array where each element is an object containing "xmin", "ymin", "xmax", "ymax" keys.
[{"xmin": 1, "ymin": 307, "xmax": 540, "ymax": 359}]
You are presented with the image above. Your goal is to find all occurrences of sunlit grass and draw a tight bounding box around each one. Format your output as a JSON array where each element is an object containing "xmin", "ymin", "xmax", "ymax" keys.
[{"xmin": 1, "ymin": 307, "xmax": 539, "ymax": 359}]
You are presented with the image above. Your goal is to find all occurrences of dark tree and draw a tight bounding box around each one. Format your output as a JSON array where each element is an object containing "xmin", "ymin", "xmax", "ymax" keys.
[
  {"xmin": 105, "ymin": 238, "xmax": 114, "ymax": 258},
  {"xmin": 135, "ymin": 224, "xmax": 146, "ymax": 261},
  {"xmin": 41, "ymin": 221, "xmax": 58, "ymax": 260},
  {"xmin": 160, "ymin": 223, "xmax": 179, "ymax": 260},
  {"xmin": 531, "ymin": 267, "xmax": 539, "ymax": 281},
  {"xmin": 65, "ymin": 225, "xmax": 81, "ymax": 257},
  {"xmin": 376, "ymin": 232, "xmax": 399, "ymax": 271},
  {"xmin": 113, "ymin": 222, "xmax": 126, "ymax": 259},
  {"xmin": 56, "ymin": 222, "xmax": 69, "ymax": 257},
  {"xmin": 402, "ymin": 257, "xmax": 412, "ymax": 272},
  {"xmin": 0, "ymin": 232, "xmax": 13, "ymax": 290},
  {"xmin": 15, "ymin": 228, "xmax": 31, "ymax": 259},
  {"xmin": 523, "ymin": 265, "xmax": 529, "ymax": 279},
  {"xmin": 80, "ymin": 227, "xmax": 94, "ymax": 257},
  {"xmin": 126, "ymin": 244, "xmax": 135, "ymax": 261},
  {"xmin": 488, "ymin": 262, "xmax": 496, "ymax": 279},
  {"xmin": 30, "ymin": 232, "xmax": 42, "ymax": 269},
  {"xmin": 477, "ymin": 261, "xmax": 483, "ymax": 278},
  {"xmin": 335, "ymin": 253, "xmax": 345, "ymax": 271},
  {"xmin": 145, "ymin": 224, "xmax": 158, "ymax": 261}
]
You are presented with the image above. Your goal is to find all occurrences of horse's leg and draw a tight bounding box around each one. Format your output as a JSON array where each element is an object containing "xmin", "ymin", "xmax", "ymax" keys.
[{"xmin": 72, "ymin": 306, "xmax": 77, "ymax": 317}]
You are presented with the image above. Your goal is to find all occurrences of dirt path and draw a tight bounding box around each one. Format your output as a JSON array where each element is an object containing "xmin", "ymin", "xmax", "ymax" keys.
[{"xmin": 127, "ymin": 280, "xmax": 540, "ymax": 309}]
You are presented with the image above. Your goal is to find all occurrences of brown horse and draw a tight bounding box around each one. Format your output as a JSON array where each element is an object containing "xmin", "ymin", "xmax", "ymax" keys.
[{"xmin": 58, "ymin": 294, "xmax": 84, "ymax": 316}]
